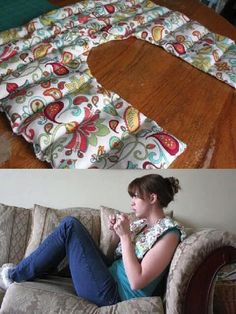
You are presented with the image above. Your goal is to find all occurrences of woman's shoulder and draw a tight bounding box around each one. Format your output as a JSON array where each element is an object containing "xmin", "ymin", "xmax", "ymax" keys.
[{"xmin": 155, "ymin": 216, "xmax": 187, "ymax": 242}]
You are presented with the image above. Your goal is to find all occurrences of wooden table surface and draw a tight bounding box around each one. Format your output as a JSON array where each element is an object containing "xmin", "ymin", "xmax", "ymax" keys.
[{"xmin": 0, "ymin": 0, "xmax": 235, "ymax": 168}]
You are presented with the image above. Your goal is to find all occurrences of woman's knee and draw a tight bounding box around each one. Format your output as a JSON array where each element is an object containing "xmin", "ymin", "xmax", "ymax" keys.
[
  {"xmin": 60, "ymin": 216, "xmax": 80, "ymax": 228},
  {"xmin": 60, "ymin": 216, "xmax": 88, "ymax": 238}
]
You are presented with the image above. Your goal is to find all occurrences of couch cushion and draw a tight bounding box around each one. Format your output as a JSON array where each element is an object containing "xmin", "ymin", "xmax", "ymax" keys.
[
  {"xmin": 25, "ymin": 204, "xmax": 101, "ymax": 258},
  {"xmin": 99, "ymin": 296, "xmax": 164, "ymax": 314},
  {"xmin": 0, "ymin": 276, "xmax": 98, "ymax": 314},
  {"xmin": 99, "ymin": 205, "xmax": 173, "ymax": 258},
  {"xmin": 0, "ymin": 203, "xmax": 32, "ymax": 265},
  {"xmin": 0, "ymin": 276, "xmax": 164, "ymax": 314}
]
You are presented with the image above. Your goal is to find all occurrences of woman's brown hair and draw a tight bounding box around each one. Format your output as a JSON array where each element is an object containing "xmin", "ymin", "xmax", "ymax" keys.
[{"xmin": 128, "ymin": 174, "xmax": 180, "ymax": 208}]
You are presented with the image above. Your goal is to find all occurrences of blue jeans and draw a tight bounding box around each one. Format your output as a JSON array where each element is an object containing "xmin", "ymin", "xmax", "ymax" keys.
[{"xmin": 8, "ymin": 216, "xmax": 120, "ymax": 307}]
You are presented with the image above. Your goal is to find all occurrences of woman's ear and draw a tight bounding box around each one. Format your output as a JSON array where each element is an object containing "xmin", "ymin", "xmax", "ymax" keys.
[{"xmin": 149, "ymin": 193, "xmax": 158, "ymax": 204}]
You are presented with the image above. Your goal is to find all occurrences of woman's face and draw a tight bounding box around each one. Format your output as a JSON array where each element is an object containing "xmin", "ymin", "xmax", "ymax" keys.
[{"xmin": 130, "ymin": 191, "xmax": 151, "ymax": 219}]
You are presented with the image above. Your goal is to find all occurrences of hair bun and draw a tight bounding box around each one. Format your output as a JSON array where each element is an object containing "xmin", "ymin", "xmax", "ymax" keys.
[{"xmin": 166, "ymin": 177, "xmax": 181, "ymax": 195}]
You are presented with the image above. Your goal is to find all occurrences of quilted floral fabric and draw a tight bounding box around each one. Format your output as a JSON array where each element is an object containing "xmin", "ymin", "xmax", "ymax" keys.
[
  {"xmin": 0, "ymin": 0, "xmax": 235, "ymax": 168},
  {"xmin": 114, "ymin": 216, "xmax": 186, "ymax": 260}
]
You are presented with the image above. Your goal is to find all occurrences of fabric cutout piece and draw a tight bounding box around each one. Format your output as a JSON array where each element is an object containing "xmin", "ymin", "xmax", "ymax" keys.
[{"xmin": 0, "ymin": 0, "xmax": 234, "ymax": 168}]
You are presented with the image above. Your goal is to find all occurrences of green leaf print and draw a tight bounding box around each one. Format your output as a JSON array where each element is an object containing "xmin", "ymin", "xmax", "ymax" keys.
[
  {"xmin": 95, "ymin": 119, "xmax": 110, "ymax": 136},
  {"xmin": 88, "ymin": 133, "xmax": 97, "ymax": 146}
]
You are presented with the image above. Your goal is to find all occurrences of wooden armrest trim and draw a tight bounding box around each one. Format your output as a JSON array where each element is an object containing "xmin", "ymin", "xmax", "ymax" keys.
[{"xmin": 183, "ymin": 246, "xmax": 236, "ymax": 314}]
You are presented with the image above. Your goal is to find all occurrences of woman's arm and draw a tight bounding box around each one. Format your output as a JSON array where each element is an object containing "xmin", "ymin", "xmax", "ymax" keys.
[
  {"xmin": 121, "ymin": 231, "xmax": 179, "ymax": 290},
  {"xmin": 114, "ymin": 214, "xmax": 179, "ymax": 290}
]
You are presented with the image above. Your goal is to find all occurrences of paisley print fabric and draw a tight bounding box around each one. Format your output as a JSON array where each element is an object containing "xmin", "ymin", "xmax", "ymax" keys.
[
  {"xmin": 114, "ymin": 217, "xmax": 186, "ymax": 260},
  {"xmin": 0, "ymin": 0, "xmax": 235, "ymax": 169}
]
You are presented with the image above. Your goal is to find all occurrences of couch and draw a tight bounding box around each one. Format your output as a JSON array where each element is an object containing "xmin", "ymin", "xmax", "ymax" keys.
[{"xmin": 0, "ymin": 203, "xmax": 235, "ymax": 314}]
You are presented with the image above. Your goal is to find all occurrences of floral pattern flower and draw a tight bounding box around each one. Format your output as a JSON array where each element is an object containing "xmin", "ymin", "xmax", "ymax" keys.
[{"xmin": 65, "ymin": 108, "xmax": 109, "ymax": 153}]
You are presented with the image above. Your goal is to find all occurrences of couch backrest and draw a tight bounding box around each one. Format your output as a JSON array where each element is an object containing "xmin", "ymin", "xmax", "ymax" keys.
[
  {"xmin": 0, "ymin": 203, "xmax": 102, "ymax": 265},
  {"xmin": 25, "ymin": 204, "xmax": 101, "ymax": 257},
  {"xmin": 0, "ymin": 203, "xmax": 174, "ymax": 265},
  {"xmin": 0, "ymin": 203, "xmax": 33, "ymax": 265}
]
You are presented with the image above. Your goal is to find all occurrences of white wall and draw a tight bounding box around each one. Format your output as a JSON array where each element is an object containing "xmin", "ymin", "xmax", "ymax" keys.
[{"xmin": 0, "ymin": 170, "xmax": 235, "ymax": 234}]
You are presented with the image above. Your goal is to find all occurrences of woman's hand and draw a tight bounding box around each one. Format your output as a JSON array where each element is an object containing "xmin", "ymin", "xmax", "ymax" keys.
[
  {"xmin": 104, "ymin": 214, "xmax": 120, "ymax": 263},
  {"xmin": 108, "ymin": 214, "xmax": 117, "ymax": 231},
  {"xmin": 113, "ymin": 213, "xmax": 131, "ymax": 238}
]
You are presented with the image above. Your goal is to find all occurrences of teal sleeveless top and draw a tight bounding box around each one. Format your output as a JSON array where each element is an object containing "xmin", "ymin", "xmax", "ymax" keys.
[
  {"xmin": 109, "ymin": 257, "xmax": 167, "ymax": 300},
  {"xmin": 109, "ymin": 220, "xmax": 185, "ymax": 301}
]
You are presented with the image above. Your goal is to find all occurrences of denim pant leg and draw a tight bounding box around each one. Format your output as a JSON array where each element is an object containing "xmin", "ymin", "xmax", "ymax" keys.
[
  {"xmin": 9, "ymin": 218, "xmax": 68, "ymax": 282},
  {"xmin": 64, "ymin": 217, "xmax": 120, "ymax": 306},
  {"xmin": 9, "ymin": 216, "xmax": 120, "ymax": 307}
]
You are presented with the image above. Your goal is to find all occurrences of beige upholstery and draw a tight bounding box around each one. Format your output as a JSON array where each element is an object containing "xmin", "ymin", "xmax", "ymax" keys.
[
  {"xmin": 0, "ymin": 204, "xmax": 32, "ymax": 265},
  {"xmin": 165, "ymin": 229, "xmax": 236, "ymax": 314},
  {"xmin": 0, "ymin": 278, "xmax": 97, "ymax": 314},
  {"xmin": 0, "ymin": 277, "xmax": 164, "ymax": 314}
]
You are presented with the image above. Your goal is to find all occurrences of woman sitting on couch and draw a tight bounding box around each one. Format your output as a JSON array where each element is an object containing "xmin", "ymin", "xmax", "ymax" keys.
[{"xmin": 0, "ymin": 174, "xmax": 186, "ymax": 307}]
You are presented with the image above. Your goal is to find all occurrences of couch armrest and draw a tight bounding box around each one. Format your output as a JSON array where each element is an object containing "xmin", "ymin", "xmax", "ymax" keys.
[
  {"xmin": 184, "ymin": 245, "xmax": 236, "ymax": 314},
  {"xmin": 165, "ymin": 229, "xmax": 236, "ymax": 314}
]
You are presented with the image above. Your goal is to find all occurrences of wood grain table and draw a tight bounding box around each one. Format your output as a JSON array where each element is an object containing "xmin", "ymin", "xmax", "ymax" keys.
[{"xmin": 0, "ymin": 0, "xmax": 235, "ymax": 168}]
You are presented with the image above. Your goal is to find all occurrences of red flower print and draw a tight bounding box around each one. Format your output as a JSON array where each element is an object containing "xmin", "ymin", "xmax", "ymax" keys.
[
  {"xmin": 46, "ymin": 62, "xmax": 69, "ymax": 76},
  {"xmin": 104, "ymin": 4, "xmax": 115, "ymax": 14},
  {"xmin": 6, "ymin": 82, "xmax": 18, "ymax": 94},
  {"xmin": 65, "ymin": 107, "xmax": 100, "ymax": 152},
  {"xmin": 0, "ymin": 46, "xmax": 17, "ymax": 62}
]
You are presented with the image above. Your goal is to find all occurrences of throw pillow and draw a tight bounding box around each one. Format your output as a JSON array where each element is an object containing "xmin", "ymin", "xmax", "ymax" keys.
[
  {"xmin": 99, "ymin": 205, "xmax": 173, "ymax": 260},
  {"xmin": 25, "ymin": 204, "xmax": 101, "ymax": 257},
  {"xmin": 0, "ymin": 203, "xmax": 32, "ymax": 265}
]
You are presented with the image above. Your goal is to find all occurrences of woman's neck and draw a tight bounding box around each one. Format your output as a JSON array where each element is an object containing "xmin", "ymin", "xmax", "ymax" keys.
[{"xmin": 145, "ymin": 209, "xmax": 165, "ymax": 227}]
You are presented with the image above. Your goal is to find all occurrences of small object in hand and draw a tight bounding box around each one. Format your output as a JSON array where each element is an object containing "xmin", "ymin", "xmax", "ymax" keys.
[{"xmin": 116, "ymin": 214, "xmax": 122, "ymax": 221}]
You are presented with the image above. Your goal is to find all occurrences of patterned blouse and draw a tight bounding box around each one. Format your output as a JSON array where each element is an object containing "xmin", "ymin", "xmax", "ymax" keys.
[{"xmin": 114, "ymin": 216, "xmax": 187, "ymax": 260}]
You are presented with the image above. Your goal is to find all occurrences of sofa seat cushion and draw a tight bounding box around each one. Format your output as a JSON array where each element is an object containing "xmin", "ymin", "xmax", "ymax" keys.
[
  {"xmin": 0, "ymin": 276, "xmax": 164, "ymax": 314},
  {"xmin": 0, "ymin": 276, "xmax": 97, "ymax": 314},
  {"xmin": 99, "ymin": 296, "xmax": 164, "ymax": 314}
]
